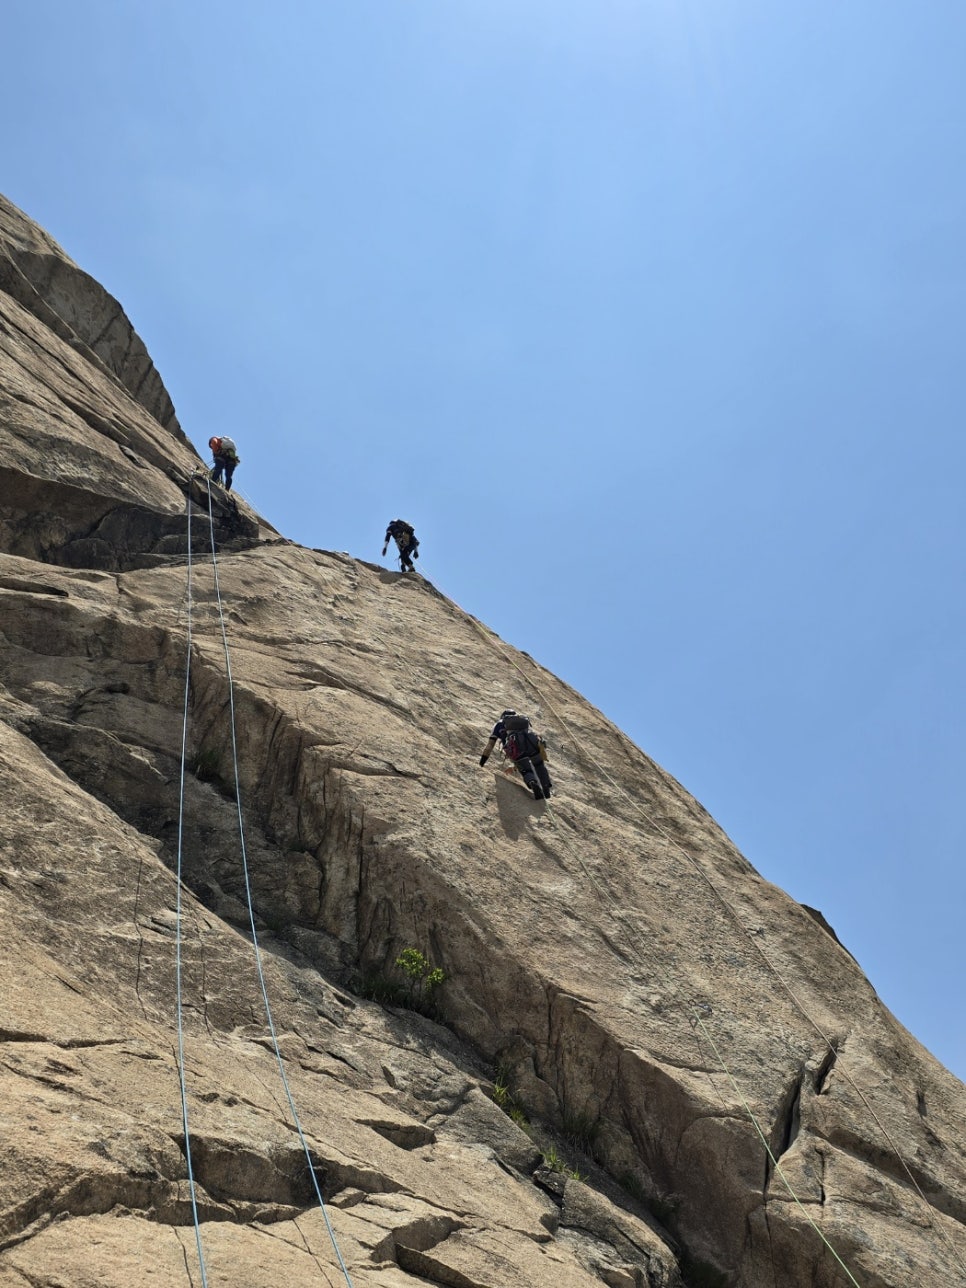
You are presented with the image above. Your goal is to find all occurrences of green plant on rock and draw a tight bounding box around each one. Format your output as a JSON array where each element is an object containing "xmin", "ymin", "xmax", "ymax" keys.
[
  {"xmin": 491, "ymin": 1078, "xmax": 511, "ymax": 1110},
  {"xmin": 541, "ymin": 1145, "xmax": 585, "ymax": 1182},
  {"xmin": 394, "ymin": 947, "xmax": 445, "ymax": 1014},
  {"xmin": 488, "ymin": 1063, "xmax": 530, "ymax": 1132}
]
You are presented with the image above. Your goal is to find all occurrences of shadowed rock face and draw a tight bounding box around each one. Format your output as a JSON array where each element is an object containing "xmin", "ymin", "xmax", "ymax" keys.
[{"xmin": 0, "ymin": 194, "xmax": 963, "ymax": 1288}]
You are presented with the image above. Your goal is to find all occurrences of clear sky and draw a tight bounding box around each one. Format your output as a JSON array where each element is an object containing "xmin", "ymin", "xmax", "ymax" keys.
[{"xmin": 3, "ymin": 1, "xmax": 964, "ymax": 1081}]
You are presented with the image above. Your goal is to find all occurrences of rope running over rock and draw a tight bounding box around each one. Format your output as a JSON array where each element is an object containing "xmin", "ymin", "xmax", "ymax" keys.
[
  {"xmin": 200, "ymin": 478, "xmax": 355, "ymax": 1288},
  {"xmin": 175, "ymin": 485, "xmax": 211, "ymax": 1288}
]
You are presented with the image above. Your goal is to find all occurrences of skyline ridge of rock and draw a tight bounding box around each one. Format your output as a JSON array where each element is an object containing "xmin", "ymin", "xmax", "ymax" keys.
[{"xmin": 1, "ymin": 192, "xmax": 963, "ymax": 1288}]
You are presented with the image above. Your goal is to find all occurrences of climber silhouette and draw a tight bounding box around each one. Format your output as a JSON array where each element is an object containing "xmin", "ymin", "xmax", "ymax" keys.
[{"xmin": 382, "ymin": 519, "xmax": 419, "ymax": 572}]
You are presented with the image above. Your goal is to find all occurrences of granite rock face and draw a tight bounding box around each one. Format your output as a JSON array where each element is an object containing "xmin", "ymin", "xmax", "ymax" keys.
[{"xmin": 1, "ymin": 193, "xmax": 964, "ymax": 1288}]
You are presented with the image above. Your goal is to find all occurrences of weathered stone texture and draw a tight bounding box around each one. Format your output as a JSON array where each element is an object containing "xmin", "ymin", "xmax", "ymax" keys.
[{"xmin": 1, "ymin": 194, "xmax": 963, "ymax": 1288}]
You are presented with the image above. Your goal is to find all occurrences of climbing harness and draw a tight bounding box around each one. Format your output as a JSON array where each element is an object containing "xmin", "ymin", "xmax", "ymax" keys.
[{"xmin": 173, "ymin": 475, "xmax": 355, "ymax": 1288}]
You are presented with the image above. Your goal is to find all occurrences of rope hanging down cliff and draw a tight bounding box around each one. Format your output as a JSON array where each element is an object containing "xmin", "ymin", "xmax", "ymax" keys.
[
  {"xmin": 199, "ymin": 477, "xmax": 355, "ymax": 1288},
  {"xmin": 171, "ymin": 476, "xmax": 355, "ymax": 1288},
  {"xmin": 174, "ymin": 485, "xmax": 211, "ymax": 1288},
  {"xmin": 462, "ymin": 609, "xmax": 965, "ymax": 1281}
]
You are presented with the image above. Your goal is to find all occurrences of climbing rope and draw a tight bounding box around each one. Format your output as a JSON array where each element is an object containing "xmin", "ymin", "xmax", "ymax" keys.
[
  {"xmin": 200, "ymin": 479, "xmax": 354, "ymax": 1288},
  {"xmin": 463, "ymin": 611, "xmax": 965, "ymax": 1279},
  {"xmin": 175, "ymin": 487, "xmax": 210, "ymax": 1288}
]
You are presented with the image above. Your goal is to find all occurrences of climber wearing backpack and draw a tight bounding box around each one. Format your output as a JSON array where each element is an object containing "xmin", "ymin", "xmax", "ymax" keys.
[
  {"xmin": 479, "ymin": 710, "xmax": 553, "ymax": 801},
  {"xmin": 209, "ymin": 435, "xmax": 240, "ymax": 492},
  {"xmin": 382, "ymin": 519, "xmax": 419, "ymax": 572}
]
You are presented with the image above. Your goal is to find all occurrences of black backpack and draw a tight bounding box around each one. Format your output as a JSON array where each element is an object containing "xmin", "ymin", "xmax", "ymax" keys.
[
  {"xmin": 503, "ymin": 713, "xmax": 530, "ymax": 734},
  {"xmin": 504, "ymin": 714, "xmax": 538, "ymax": 761}
]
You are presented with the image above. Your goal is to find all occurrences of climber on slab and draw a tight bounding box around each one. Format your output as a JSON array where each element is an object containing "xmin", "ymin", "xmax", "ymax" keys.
[
  {"xmin": 479, "ymin": 710, "xmax": 553, "ymax": 800},
  {"xmin": 382, "ymin": 519, "xmax": 419, "ymax": 572},
  {"xmin": 209, "ymin": 435, "xmax": 240, "ymax": 491}
]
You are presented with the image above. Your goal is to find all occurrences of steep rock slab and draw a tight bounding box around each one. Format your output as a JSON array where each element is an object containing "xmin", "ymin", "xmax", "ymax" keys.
[
  {"xmin": 0, "ymin": 716, "xmax": 681, "ymax": 1287},
  {"xmin": 1, "ymin": 540, "xmax": 963, "ymax": 1287}
]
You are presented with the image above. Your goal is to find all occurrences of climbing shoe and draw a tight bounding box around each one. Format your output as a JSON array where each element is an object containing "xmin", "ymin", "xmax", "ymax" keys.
[{"xmin": 531, "ymin": 784, "xmax": 544, "ymax": 800}]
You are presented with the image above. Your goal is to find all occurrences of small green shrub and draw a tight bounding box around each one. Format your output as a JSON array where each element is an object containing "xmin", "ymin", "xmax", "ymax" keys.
[
  {"xmin": 394, "ymin": 947, "xmax": 445, "ymax": 1013},
  {"xmin": 360, "ymin": 947, "xmax": 445, "ymax": 1016}
]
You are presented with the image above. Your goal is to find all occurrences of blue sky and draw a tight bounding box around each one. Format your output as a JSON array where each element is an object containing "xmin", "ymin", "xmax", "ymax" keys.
[{"xmin": 3, "ymin": 0, "xmax": 964, "ymax": 1081}]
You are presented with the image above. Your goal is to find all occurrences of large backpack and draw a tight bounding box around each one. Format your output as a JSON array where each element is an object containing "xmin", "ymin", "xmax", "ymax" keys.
[
  {"xmin": 503, "ymin": 714, "xmax": 538, "ymax": 761},
  {"xmin": 502, "ymin": 713, "xmax": 530, "ymax": 734},
  {"xmin": 219, "ymin": 435, "xmax": 237, "ymax": 456}
]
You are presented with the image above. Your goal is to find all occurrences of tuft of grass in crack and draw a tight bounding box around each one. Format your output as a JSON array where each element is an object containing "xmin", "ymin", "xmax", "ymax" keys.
[
  {"xmin": 561, "ymin": 1107, "xmax": 602, "ymax": 1159},
  {"xmin": 541, "ymin": 1145, "xmax": 585, "ymax": 1182},
  {"xmin": 508, "ymin": 1106, "xmax": 530, "ymax": 1132},
  {"xmin": 488, "ymin": 1063, "xmax": 531, "ymax": 1134}
]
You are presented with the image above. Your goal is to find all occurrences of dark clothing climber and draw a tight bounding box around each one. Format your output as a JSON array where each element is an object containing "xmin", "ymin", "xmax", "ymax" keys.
[
  {"xmin": 383, "ymin": 519, "xmax": 419, "ymax": 572},
  {"xmin": 209, "ymin": 435, "xmax": 240, "ymax": 491},
  {"xmin": 479, "ymin": 710, "xmax": 553, "ymax": 801}
]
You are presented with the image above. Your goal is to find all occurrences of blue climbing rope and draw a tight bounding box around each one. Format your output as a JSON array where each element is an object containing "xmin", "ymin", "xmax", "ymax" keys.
[
  {"xmin": 202, "ymin": 482, "xmax": 354, "ymax": 1288},
  {"xmin": 176, "ymin": 484, "xmax": 210, "ymax": 1288}
]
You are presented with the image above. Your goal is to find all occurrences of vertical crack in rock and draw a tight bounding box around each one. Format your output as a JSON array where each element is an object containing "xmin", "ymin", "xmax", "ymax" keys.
[
  {"xmin": 771, "ymin": 1070, "xmax": 803, "ymax": 1177},
  {"xmin": 812, "ymin": 1042, "xmax": 839, "ymax": 1096}
]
